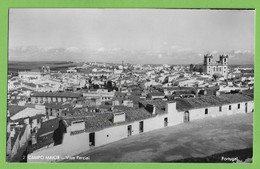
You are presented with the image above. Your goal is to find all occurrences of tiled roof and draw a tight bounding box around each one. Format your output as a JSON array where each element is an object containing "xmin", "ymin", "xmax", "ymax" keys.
[
  {"xmin": 242, "ymin": 89, "xmax": 254, "ymax": 98},
  {"xmin": 23, "ymin": 82, "xmax": 37, "ymax": 88},
  {"xmin": 176, "ymin": 93, "xmax": 253, "ymax": 111},
  {"xmin": 11, "ymin": 126, "xmax": 26, "ymax": 150},
  {"xmin": 13, "ymin": 82, "xmax": 21, "ymax": 85},
  {"xmin": 31, "ymin": 92, "xmax": 82, "ymax": 98},
  {"xmin": 44, "ymin": 102, "xmax": 71, "ymax": 109},
  {"xmin": 98, "ymin": 104, "xmax": 112, "ymax": 110},
  {"xmin": 114, "ymin": 92, "xmax": 127, "ymax": 97},
  {"xmin": 59, "ymin": 93, "xmax": 254, "ymax": 133},
  {"xmin": 63, "ymin": 108, "xmax": 160, "ymax": 132},
  {"xmin": 12, "ymin": 114, "xmax": 45, "ymax": 124},
  {"xmin": 18, "ymin": 87, "xmax": 34, "ymax": 91},
  {"xmin": 113, "ymin": 105, "xmax": 133, "ymax": 111},
  {"xmin": 8, "ymin": 105, "xmax": 27, "ymax": 117},
  {"xmin": 37, "ymin": 118, "xmax": 61, "ymax": 137},
  {"xmin": 148, "ymin": 92, "xmax": 165, "ymax": 96},
  {"xmin": 139, "ymin": 100, "xmax": 166, "ymax": 111},
  {"xmin": 163, "ymin": 86, "xmax": 193, "ymax": 91},
  {"xmin": 30, "ymin": 133, "xmax": 54, "ymax": 151},
  {"xmin": 174, "ymin": 90, "xmax": 195, "ymax": 95}
]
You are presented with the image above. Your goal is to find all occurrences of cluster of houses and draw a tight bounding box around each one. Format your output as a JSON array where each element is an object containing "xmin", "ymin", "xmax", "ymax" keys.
[{"xmin": 6, "ymin": 57, "xmax": 254, "ymax": 162}]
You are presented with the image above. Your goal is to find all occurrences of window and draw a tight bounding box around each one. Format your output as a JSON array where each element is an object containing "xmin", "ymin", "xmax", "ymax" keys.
[
  {"xmin": 229, "ymin": 105, "xmax": 232, "ymax": 110},
  {"xmin": 205, "ymin": 108, "xmax": 208, "ymax": 115},
  {"xmin": 238, "ymin": 104, "xmax": 240, "ymax": 109},
  {"xmin": 219, "ymin": 106, "xmax": 222, "ymax": 112}
]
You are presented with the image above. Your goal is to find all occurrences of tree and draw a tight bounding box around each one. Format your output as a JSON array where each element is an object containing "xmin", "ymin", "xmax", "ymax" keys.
[
  {"xmin": 93, "ymin": 84, "xmax": 100, "ymax": 89},
  {"xmin": 199, "ymin": 67, "xmax": 203, "ymax": 74},
  {"xmin": 88, "ymin": 78, "xmax": 92, "ymax": 84},
  {"xmin": 212, "ymin": 73, "xmax": 222, "ymax": 81},
  {"xmin": 193, "ymin": 66, "xmax": 198, "ymax": 72},
  {"xmin": 107, "ymin": 80, "xmax": 113, "ymax": 88}
]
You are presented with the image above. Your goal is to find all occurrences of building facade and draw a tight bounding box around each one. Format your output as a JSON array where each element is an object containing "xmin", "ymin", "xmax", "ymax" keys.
[
  {"xmin": 28, "ymin": 93, "xmax": 254, "ymax": 162},
  {"xmin": 203, "ymin": 54, "xmax": 228, "ymax": 79}
]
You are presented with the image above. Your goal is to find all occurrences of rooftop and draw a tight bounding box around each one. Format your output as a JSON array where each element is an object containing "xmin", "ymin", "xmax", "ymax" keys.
[
  {"xmin": 44, "ymin": 102, "xmax": 71, "ymax": 109},
  {"xmin": 31, "ymin": 92, "xmax": 82, "ymax": 98},
  {"xmin": 37, "ymin": 118, "xmax": 61, "ymax": 137},
  {"xmin": 8, "ymin": 105, "xmax": 27, "ymax": 117},
  {"xmin": 176, "ymin": 93, "xmax": 253, "ymax": 111},
  {"xmin": 63, "ymin": 107, "xmax": 161, "ymax": 132}
]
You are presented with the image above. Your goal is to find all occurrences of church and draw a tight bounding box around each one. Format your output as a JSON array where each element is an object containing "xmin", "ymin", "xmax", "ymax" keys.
[{"xmin": 203, "ymin": 54, "xmax": 229, "ymax": 79}]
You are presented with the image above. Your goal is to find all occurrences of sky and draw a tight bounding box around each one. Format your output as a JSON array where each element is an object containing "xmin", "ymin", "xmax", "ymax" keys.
[{"xmin": 8, "ymin": 9, "xmax": 255, "ymax": 64}]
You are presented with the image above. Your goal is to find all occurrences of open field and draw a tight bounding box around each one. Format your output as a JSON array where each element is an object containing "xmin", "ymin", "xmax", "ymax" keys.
[
  {"xmin": 8, "ymin": 61, "xmax": 82, "ymax": 73},
  {"xmin": 63, "ymin": 113, "xmax": 253, "ymax": 162}
]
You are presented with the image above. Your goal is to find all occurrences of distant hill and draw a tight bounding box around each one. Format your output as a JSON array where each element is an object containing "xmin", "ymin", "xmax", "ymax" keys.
[
  {"xmin": 8, "ymin": 61, "xmax": 82, "ymax": 73},
  {"xmin": 8, "ymin": 46, "xmax": 254, "ymax": 65}
]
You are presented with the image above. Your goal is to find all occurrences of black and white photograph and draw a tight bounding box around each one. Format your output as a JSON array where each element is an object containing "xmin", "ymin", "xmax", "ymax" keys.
[{"xmin": 6, "ymin": 8, "xmax": 254, "ymax": 163}]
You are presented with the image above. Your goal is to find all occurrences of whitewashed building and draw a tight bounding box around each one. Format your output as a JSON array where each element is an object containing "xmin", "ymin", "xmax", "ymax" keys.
[{"xmin": 28, "ymin": 92, "xmax": 254, "ymax": 162}]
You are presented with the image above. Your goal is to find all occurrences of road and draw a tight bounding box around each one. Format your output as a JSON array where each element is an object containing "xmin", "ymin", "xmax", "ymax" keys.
[{"xmin": 64, "ymin": 113, "xmax": 253, "ymax": 162}]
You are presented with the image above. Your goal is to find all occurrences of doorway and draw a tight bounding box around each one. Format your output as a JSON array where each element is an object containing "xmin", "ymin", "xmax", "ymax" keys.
[
  {"xmin": 139, "ymin": 121, "xmax": 144, "ymax": 133},
  {"xmin": 184, "ymin": 111, "xmax": 190, "ymax": 122},
  {"xmin": 127, "ymin": 125, "xmax": 132, "ymax": 136},
  {"xmin": 89, "ymin": 132, "xmax": 95, "ymax": 146},
  {"xmin": 245, "ymin": 103, "xmax": 248, "ymax": 113},
  {"xmin": 164, "ymin": 117, "xmax": 168, "ymax": 127}
]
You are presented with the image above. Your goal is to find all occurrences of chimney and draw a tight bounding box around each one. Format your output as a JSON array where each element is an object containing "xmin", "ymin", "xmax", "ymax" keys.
[
  {"xmin": 166, "ymin": 102, "xmax": 176, "ymax": 114},
  {"xmin": 31, "ymin": 133, "xmax": 37, "ymax": 145},
  {"xmin": 146, "ymin": 104, "xmax": 156, "ymax": 115},
  {"xmin": 219, "ymin": 85, "xmax": 224, "ymax": 91},
  {"xmin": 10, "ymin": 128, "xmax": 15, "ymax": 138},
  {"xmin": 113, "ymin": 112, "xmax": 125, "ymax": 123},
  {"xmin": 214, "ymin": 90, "xmax": 220, "ymax": 97},
  {"xmin": 111, "ymin": 105, "xmax": 114, "ymax": 111},
  {"xmin": 24, "ymin": 118, "xmax": 30, "ymax": 125},
  {"xmin": 195, "ymin": 90, "xmax": 199, "ymax": 97},
  {"xmin": 138, "ymin": 101, "xmax": 145, "ymax": 108}
]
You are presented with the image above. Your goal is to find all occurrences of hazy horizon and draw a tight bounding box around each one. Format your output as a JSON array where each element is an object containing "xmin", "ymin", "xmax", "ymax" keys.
[{"xmin": 8, "ymin": 9, "xmax": 255, "ymax": 64}]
